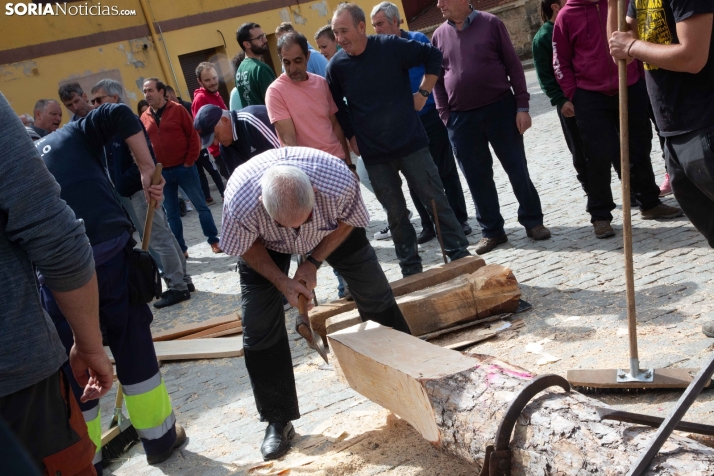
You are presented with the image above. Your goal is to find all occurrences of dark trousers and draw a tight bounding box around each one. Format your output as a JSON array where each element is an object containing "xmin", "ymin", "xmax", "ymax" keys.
[
  {"xmin": 447, "ymin": 93, "xmax": 544, "ymax": 238},
  {"xmin": 40, "ymin": 247, "xmax": 177, "ymax": 459},
  {"xmin": 557, "ymin": 103, "xmax": 588, "ymax": 193},
  {"xmin": 666, "ymin": 124, "xmax": 714, "ymax": 248},
  {"xmin": 365, "ymin": 148, "xmax": 470, "ymax": 276},
  {"xmin": 410, "ymin": 107, "xmax": 469, "ymax": 231},
  {"xmin": 239, "ymin": 228, "xmax": 409, "ymax": 423},
  {"xmin": 195, "ymin": 149, "xmax": 225, "ymax": 200},
  {"xmin": 572, "ymin": 79, "xmax": 661, "ymax": 222},
  {"xmin": 0, "ymin": 371, "xmax": 96, "ymax": 475}
]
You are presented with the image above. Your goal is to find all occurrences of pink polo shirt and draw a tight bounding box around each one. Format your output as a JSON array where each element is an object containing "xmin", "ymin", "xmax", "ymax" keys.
[{"xmin": 265, "ymin": 73, "xmax": 344, "ymax": 159}]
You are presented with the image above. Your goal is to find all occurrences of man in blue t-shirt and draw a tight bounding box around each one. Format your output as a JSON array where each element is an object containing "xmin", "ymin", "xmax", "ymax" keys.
[
  {"xmin": 371, "ymin": 1, "xmax": 471, "ymax": 245},
  {"xmin": 327, "ymin": 3, "xmax": 470, "ymax": 277}
]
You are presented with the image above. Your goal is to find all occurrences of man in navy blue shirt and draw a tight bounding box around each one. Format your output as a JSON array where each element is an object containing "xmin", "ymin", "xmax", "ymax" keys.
[
  {"xmin": 37, "ymin": 104, "xmax": 186, "ymax": 472},
  {"xmin": 371, "ymin": 1, "xmax": 471, "ymax": 245},
  {"xmin": 327, "ymin": 3, "xmax": 470, "ymax": 277}
]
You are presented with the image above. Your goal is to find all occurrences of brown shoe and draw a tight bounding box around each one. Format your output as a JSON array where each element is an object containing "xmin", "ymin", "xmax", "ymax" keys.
[
  {"xmin": 211, "ymin": 242, "xmax": 223, "ymax": 253},
  {"xmin": 474, "ymin": 234, "xmax": 508, "ymax": 254},
  {"xmin": 593, "ymin": 220, "xmax": 615, "ymax": 239},
  {"xmin": 147, "ymin": 423, "xmax": 186, "ymax": 465},
  {"xmin": 641, "ymin": 203, "xmax": 683, "ymax": 219},
  {"xmin": 526, "ymin": 225, "xmax": 551, "ymax": 240}
]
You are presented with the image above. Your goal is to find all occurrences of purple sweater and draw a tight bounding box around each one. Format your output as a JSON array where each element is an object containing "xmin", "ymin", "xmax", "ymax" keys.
[{"xmin": 432, "ymin": 11, "xmax": 529, "ymax": 124}]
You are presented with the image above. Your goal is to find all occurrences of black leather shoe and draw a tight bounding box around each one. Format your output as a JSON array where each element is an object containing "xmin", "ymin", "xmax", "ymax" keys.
[
  {"xmin": 461, "ymin": 222, "xmax": 473, "ymax": 236},
  {"xmin": 261, "ymin": 421, "xmax": 295, "ymax": 461},
  {"xmin": 417, "ymin": 228, "xmax": 436, "ymax": 244},
  {"xmin": 187, "ymin": 282, "xmax": 195, "ymax": 293},
  {"xmin": 153, "ymin": 289, "xmax": 190, "ymax": 309}
]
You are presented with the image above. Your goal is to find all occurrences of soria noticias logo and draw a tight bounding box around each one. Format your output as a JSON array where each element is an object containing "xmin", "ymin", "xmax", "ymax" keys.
[{"xmin": 5, "ymin": 3, "xmax": 137, "ymax": 16}]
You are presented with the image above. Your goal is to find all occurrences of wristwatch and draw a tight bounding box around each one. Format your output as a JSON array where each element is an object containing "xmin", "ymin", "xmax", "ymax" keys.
[
  {"xmin": 306, "ymin": 255, "xmax": 322, "ymax": 269},
  {"xmin": 418, "ymin": 89, "xmax": 430, "ymax": 97},
  {"xmin": 347, "ymin": 163, "xmax": 357, "ymax": 170}
]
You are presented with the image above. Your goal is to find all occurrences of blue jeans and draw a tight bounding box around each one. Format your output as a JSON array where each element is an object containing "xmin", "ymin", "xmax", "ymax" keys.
[
  {"xmin": 162, "ymin": 164, "xmax": 219, "ymax": 251},
  {"xmin": 448, "ymin": 93, "xmax": 544, "ymax": 238}
]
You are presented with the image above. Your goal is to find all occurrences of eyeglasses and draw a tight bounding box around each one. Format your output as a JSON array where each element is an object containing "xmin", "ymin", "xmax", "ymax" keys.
[
  {"xmin": 91, "ymin": 95, "xmax": 110, "ymax": 105},
  {"xmin": 249, "ymin": 33, "xmax": 267, "ymax": 42}
]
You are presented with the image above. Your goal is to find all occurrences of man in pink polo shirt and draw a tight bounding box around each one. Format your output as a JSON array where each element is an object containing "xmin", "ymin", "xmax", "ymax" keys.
[{"xmin": 265, "ymin": 31, "xmax": 352, "ymax": 165}]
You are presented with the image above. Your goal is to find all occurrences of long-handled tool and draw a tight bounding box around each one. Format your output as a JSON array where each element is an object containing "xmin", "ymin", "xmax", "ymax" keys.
[
  {"xmin": 295, "ymin": 279, "xmax": 329, "ymax": 363},
  {"xmin": 566, "ymin": 7, "xmax": 702, "ymax": 391},
  {"xmin": 431, "ymin": 199, "xmax": 448, "ymax": 265},
  {"xmin": 102, "ymin": 164, "xmax": 163, "ymax": 461}
]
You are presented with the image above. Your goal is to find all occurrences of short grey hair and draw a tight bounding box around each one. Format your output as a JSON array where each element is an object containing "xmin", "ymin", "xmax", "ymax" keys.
[
  {"xmin": 33, "ymin": 99, "xmax": 59, "ymax": 114},
  {"xmin": 333, "ymin": 3, "xmax": 366, "ymax": 27},
  {"xmin": 260, "ymin": 165, "xmax": 315, "ymax": 224},
  {"xmin": 18, "ymin": 113, "xmax": 34, "ymax": 124},
  {"xmin": 92, "ymin": 79, "xmax": 125, "ymax": 103},
  {"xmin": 371, "ymin": 2, "xmax": 400, "ymax": 23}
]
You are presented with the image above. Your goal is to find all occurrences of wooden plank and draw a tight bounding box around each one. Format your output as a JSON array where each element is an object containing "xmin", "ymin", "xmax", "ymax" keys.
[
  {"xmin": 190, "ymin": 326, "xmax": 242, "ymax": 339},
  {"xmin": 328, "ymin": 322, "xmax": 714, "ymax": 473},
  {"xmin": 325, "ymin": 264, "xmax": 520, "ymax": 337},
  {"xmin": 151, "ymin": 313, "xmax": 240, "ymax": 341},
  {"xmin": 567, "ymin": 368, "xmax": 709, "ymax": 389},
  {"xmin": 311, "ymin": 256, "xmax": 486, "ymax": 338},
  {"xmin": 176, "ymin": 321, "xmax": 242, "ymax": 340},
  {"xmin": 105, "ymin": 337, "xmax": 243, "ymax": 362}
]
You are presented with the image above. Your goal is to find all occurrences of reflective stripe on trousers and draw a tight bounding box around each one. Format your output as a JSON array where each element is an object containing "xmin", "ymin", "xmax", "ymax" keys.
[
  {"xmin": 123, "ymin": 371, "xmax": 174, "ymax": 440},
  {"xmin": 82, "ymin": 405, "xmax": 102, "ymax": 464}
]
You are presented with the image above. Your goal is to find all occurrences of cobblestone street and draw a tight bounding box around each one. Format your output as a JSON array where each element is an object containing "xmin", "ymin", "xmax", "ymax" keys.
[{"xmin": 104, "ymin": 69, "xmax": 714, "ymax": 475}]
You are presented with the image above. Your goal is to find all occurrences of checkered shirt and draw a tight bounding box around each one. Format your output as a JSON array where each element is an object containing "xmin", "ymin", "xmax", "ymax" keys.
[{"xmin": 221, "ymin": 147, "xmax": 370, "ymax": 256}]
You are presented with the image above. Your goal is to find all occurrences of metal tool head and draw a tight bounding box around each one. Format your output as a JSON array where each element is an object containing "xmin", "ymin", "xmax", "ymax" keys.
[{"xmin": 295, "ymin": 278, "xmax": 329, "ymax": 363}]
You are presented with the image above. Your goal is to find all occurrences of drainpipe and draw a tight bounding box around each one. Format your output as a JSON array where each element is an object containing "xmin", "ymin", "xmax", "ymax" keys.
[{"xmin": 138, "ymin": 0, "xmax": 180, "ymax": 93}]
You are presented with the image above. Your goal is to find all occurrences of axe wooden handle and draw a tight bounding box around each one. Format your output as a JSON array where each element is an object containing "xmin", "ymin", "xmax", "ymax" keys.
[{"xmin": 141, "ymin": 164, "xmax": 163, "ymax": 252}]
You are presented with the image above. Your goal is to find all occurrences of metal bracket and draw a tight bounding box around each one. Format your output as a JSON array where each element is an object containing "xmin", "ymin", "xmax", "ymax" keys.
[
  {"xmin": 479, "ymin": 374, "xmax": 571, "ymax": 476},
  {"xmin": 616, "ymin": 368, "xmax": 654, "ymax": 383}
]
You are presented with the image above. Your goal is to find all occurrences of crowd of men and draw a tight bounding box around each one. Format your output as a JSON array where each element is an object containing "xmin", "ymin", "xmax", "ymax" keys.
[{"xmin": 3, "ymin": 0, "xmax": 712, "ymax": 473}]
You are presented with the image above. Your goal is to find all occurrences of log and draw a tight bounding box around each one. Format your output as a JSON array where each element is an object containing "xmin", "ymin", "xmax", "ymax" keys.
[
  {"xmin": 325, "ymin": 264, "xmax": 520, "ymax": 337},
  {"xmin": 176, "ymin": 321, "xmax": 243, "ymax": 340},
  {"xmin": 328, "ymin": 321, "xmax": 714, "ymax": 474},
  {"xmin": 311, "ymin": 256, "xmax": 486, "ymax": 338},
  {"xmin": 152, "ymin": 313, "xmax": 241, "ymax": 341}
]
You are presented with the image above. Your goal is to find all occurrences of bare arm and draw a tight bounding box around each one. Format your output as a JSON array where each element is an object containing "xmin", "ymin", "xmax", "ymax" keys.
[
  {"xmin": 273, "ymin": 118, "xmax": 299, "ymax": 147},
  {"xmin": 125, "ymin": 131, "xmax": 165, "ymax": 207},
  {"xmin": 241, "ymin": 239, "xmax": 313, "ymax": 308},
  {"xmin": 52, "ymin": 273, "xmax": 113, "ymax": 402},
  {"xmin": 330, "ymin": 114, "xmax": 352, "ymax": 165},
  {"xmin": 414, "ymin": 73, "xmax": 439, "ymax": 111},
  {"xmin": 293, "ymin": 221, "xmax": 354, "ymax": 293}
]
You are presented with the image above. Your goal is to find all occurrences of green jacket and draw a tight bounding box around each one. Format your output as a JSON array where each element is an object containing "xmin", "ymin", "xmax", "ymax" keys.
[
  {"xmin": 235, "ymin": 57, "xmax": 276, "ymax": 107},
  {"xmin": 532, "ymin": 21, "xmax": 568, "ymax": 108}
]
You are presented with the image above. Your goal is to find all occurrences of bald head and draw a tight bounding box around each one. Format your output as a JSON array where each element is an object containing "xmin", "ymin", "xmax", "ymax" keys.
[{"xmin": 260, "ymin": 166, "xmax": 315, "ymax": 228}]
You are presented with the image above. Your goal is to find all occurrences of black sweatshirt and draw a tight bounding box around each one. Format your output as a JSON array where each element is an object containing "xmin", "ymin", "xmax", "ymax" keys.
[{"xmin": 326, "ymin": 35, "xmax": 443, "ymax": 164}]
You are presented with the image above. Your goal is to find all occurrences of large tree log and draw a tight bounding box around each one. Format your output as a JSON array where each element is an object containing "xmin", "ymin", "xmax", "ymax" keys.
[
  {"xmin": 311, "ymin": 255, "xmax": 486, "ymax": 338},
  {"xmin": 326, "ymin": 263, "xmax": 520, "ymax": 337},
  {"xmin": 328, "ymin": 321, "xmax": 714, "ymax": 474}
]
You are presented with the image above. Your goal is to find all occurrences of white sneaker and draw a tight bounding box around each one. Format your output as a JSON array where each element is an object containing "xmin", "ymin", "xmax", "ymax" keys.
[
  {"xmin": 374, "ymin": 226, "xmax": 391, "ymax": 240},
  {"xmin": 185, "ymin": 201, "xmax": 194, "ymax": 212}
]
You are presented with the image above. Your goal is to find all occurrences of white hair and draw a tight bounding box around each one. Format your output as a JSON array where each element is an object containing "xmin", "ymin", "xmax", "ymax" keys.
[
  {"xmin": 260, "ymin": 165, "xmax": 315, "ymax": 224},
  {"xmin": 91, "ymin": 79, "xmax": 125, "ymax": 103},
  {"xmin": 371, "ymin": 1, "xmax": 400, "ymax": 23}
]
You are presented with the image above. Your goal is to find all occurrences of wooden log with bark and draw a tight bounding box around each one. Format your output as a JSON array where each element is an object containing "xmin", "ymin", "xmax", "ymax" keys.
[
  {"xmin": 311, "ymin": 255, "xmax": 486, "ymax": 339},
  {"xmin": 326, "ymin": 263, "xmax": 520, "ymax": 337},
  {"xmin": 328, "ymin": 321, "xmax": 714, "ymax": 474}
]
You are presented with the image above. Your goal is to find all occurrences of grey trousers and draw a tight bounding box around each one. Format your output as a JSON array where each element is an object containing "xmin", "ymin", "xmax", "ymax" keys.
[{"xmin": 125, "ymin": 190, "xmax": 191, "ymax": 291}]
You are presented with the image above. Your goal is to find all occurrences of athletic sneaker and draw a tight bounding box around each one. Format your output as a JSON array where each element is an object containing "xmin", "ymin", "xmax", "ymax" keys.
[
  {"xmin": 185, "ymin": 200, "xmax": 194, "ymax": 212},
  {"xmin": 659, "ymin": 173, "xmax": 673, "ymax": 196}
]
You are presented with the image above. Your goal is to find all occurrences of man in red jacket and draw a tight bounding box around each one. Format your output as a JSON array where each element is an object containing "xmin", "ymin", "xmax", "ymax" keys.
[
  {"xmin": 552, "ymin": 0, "xmax": 682, "ymax": 239},
  {"xmin": 191, "ymin": 62, "xmax": 226, "ymax": 204},
  {"xmin": 141, "ymin": 77, "xmax": 222, "ymax": 255}
]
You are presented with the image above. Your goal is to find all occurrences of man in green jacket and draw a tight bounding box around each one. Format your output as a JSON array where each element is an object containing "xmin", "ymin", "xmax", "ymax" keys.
[
  {"xmin": 532, "ymin": 0, "xmax": 587, "ymax": 193},
  {"xmin": 236, "ymin": 22, "xmax": 277, "ymax": 106}
]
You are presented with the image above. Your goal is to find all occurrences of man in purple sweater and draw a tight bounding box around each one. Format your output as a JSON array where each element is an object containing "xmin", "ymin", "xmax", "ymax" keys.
[
  {"xmin": 433, "ymin": 0, "xmax": 551, "ymax": 254},
  {"xmin": 553, "ymin": 0, "xmax": 682, "ymax": 239}
]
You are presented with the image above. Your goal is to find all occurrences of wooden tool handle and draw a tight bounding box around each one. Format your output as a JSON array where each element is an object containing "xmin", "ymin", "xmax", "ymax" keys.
[
  {"xmin": 431, "ymin": 199, "xmax": 448, "ymax": 265},
  {"xmin": 141, "ymin": 164, "xmax": 163, "ymax": 252},
  {"xmin": 298, "ymin": 279, "xmax": 309, "ymax": 317}
]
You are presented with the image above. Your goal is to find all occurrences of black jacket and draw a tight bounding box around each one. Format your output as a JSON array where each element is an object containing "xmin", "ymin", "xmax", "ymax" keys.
[{"xmin": 219, "ymin": 106, "xmax": 280, "ymax": 175}]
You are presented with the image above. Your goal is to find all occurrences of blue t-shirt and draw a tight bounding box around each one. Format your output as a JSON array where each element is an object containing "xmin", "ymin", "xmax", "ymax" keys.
[{"xmin": 401, "ymin": 30, "xmax": 436, "ymax": 116}]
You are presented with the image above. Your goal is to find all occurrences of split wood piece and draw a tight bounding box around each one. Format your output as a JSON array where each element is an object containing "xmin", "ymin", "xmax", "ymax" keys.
[
  {"xmin": 311, "ymin": 256, "xmax": 486, "ymax": 338},
  {"xmin": 176, "ymin": 321, "xmax": 243, "ymax": 340},
  {"xmin": 568, "ymin": 368, "xmax": 709, "ymax": 390},
  {"xmin": 151, "ymin": 313, "xmax": 241, "ymax": 341},
  {"xmin": 105, "ymin": 337, "xmax": 243, "ymax": 363},
  {"xmin": 440, "ymin": 319, "xmax": 525, "ymax": 350},
  {"xmin": 328, "ymin": 321, "xmax": 714, "ymax": 474},
  {"xmin": 325, "ymin": 264, "xmax": 520, "ymax": 337}
]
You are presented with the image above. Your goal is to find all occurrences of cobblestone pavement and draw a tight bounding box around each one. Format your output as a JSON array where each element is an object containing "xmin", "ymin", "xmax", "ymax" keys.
[{"xmin": 104, "ymin": 69, "xmax": 714, "ymax": 475}]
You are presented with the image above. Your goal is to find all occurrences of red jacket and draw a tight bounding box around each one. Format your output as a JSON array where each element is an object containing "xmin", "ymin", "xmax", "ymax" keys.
[
  {"xmin": 552, "ymin": 0, "xmax": 640, "ymax": 101},
  {"xmin": 191, "ymin": 87, "xmax": 227, "ymax": 157},
  {"xmin": 141, "ymin": 99, "xmax": 200, "ymax": 168}
]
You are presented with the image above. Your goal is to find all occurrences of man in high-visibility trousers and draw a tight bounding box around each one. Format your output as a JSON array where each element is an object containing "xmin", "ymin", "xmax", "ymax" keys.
[{"xmin": 36, "ymin": 102, "xmax": 185, "ymax": 474}]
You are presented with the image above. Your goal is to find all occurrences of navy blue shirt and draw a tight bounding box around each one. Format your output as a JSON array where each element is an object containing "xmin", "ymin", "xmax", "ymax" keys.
[
  {"xmin": 105, "ymin": 121, "xmax": 156, "ymax": 198},
  {"xmin": 401, "ymin": 30, "xmax": 436, "ymax": 116},
  {"xmin": 37, "ymin": 103, "xmax": 141, "ymax": 245},
  {"xmin": 326, "ymin": 35, "xmax": 443, "ymax": 164},
  {"xmin": 219, "ymin": 106, "xmax": 280, "ymax": 174}
]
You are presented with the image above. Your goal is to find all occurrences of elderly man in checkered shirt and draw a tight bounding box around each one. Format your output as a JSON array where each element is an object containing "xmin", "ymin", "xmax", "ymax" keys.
[{"xmin": 221, "ymin": 146, "xmax": 409, "ymax": 461}]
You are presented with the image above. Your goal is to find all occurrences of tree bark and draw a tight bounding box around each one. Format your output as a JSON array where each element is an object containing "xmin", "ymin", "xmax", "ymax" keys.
[{"xmin": 329, "ymin": 322, "xmax": 714, "ymax": 474}]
